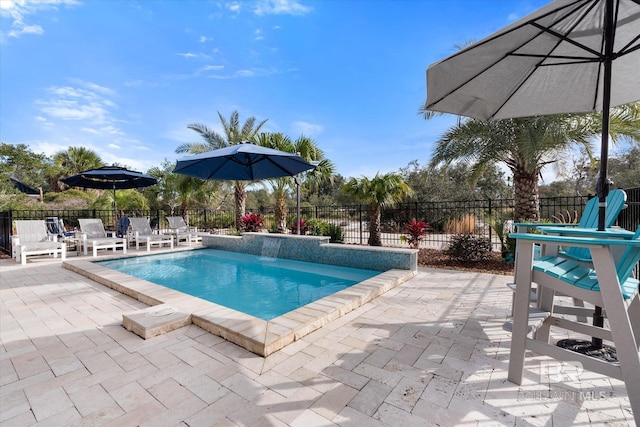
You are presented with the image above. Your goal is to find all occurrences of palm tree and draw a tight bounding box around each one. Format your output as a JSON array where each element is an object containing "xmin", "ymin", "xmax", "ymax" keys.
[
  {"xmin": 343, "ymin": 173, "xmax": 413, "ymax": 246},
  {"xmin": 176, "ymin": 110, "xmax": 268, "ymax": 228},
  {"xmin": 255, "ymin": 133, "xmax": 335, "ymax": 233},
  {"xmin": 53, "ymin": 146, "xmax": 103, "ymax": 191},
  {"xmin": 426, "ymin": 104, "xmax": 640, "ymax": 221}
]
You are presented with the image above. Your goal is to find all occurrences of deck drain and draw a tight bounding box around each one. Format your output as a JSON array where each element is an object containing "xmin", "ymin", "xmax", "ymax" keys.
[{"xmin": 148, "ymin": 306, "xmax": 177, "ymax": 317}]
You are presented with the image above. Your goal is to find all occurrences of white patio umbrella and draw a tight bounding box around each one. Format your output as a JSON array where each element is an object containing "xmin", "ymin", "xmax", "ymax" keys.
[{"xmin": 424, "ymin": 0, "xmax": 640, "ymax": 231}]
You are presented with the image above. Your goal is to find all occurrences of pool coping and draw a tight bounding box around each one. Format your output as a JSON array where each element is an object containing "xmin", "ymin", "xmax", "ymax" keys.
[{"xmin": 62, "ymin": 248, "xmax": 417, "ymax": 356}]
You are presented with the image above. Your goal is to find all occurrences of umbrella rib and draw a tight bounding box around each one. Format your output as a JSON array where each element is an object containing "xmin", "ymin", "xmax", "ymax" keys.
[
  {"xmin": 491, "ymin": 0, "xmax": 612, "ymax": 119},
  {"xmin": 264, "ymin": 156, "xmax": 297, "ymax": 177},
  {"xmin": 510, "ymin": 53, "xmax": 599, "ymax": 63}
]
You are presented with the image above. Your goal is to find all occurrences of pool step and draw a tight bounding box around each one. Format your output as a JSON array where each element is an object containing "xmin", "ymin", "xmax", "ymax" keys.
[{"xmin": 123, "ymin": 304, "xmax": 191, "ymax": 339}]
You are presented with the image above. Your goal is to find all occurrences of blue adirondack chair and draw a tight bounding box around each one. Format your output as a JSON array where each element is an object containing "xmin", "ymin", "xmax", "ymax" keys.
[
  {"xmin": 544, "ymin": 189, "xmax": 628, "ymax": 263},
  {"xmin": 507, "ymin": 190, "xmax": 628, "ymax": 316},
  {"xmin": 507, "ymin": 227, "xmax": 640, "ymax": 424}
]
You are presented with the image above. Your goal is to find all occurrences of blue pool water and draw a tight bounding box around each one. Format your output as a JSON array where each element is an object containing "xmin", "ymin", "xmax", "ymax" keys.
[{"xmin": 98, "ymin": 249, "xmax": 379, "ymax": 320}]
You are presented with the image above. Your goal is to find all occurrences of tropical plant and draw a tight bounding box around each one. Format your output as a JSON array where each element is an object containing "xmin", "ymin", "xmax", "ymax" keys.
[
  {"xmin": 305, "ymin": 218, "xmax": 328, "ymax": 236},
  {"xmin": 147, "ymin": 160, "xmax": 226, "ymax": 215},
  {"xmin": 484, "ymin": 210, "xmax": 514, "ymax": 256},
  {"xmin": 326, "ymin": 223, "xmax": 345, "ymax": 243},
  {"xmin": 291, "ymin": 218, "xmax": 308, "ymax": 234},
  {"xmin": 91, "ymin": 189, "xmax": 149, "ymax": 213},
  {"xmin": 400, "ymin": 220, "xmax": 432, "ymax": 249},
  {"xmin": 240, "ymin": 212, "xmax": 264, "ymax": 232},
  {"xmin": 424, "ymin": 103, "xmax": 640, "ymax": 221},
  {"xmin": 343, "ymin": 173, "xmax": 413, "ymax": 246},
  {"xmin": 176, "ymin": 110, "xmax": 268, "ymax": 229},
  {"xmin": 255, "ymin": 132, "xmax": 335, "ymax": 233},
  {"xmin": 52, "ymin": 146, "xmax": 103, "ymax": 191}
]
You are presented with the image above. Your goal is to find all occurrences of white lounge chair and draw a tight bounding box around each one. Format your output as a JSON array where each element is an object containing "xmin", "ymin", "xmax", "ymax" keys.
[
  {"xmin": 78, "ymin": 218, "xmax": 127, "ymax": 257},
  {"xmin": 14, "ymin": 220, "xmax": 66, "ymax": 265},
  {"xmin": 165, "ymin": 216, "xmax": 209, "ymax": 246},
  {"xmin": 128, "ymin": 217, "xmax": 174, "ymax": 252}
]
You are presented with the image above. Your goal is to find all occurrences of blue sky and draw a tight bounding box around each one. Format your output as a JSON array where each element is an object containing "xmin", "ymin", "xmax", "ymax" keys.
[{"xmin": 1, "ymin": 0, "xmax": 551, "ymax": 179}]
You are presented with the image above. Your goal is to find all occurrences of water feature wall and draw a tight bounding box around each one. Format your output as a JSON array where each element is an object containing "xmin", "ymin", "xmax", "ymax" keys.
[{"xmin": 202, "ymin": 233, "xmax": 417, "ymax": 272}]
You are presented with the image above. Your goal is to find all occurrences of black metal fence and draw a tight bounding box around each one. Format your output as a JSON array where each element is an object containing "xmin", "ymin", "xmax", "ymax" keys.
[{"xmin": 2, "ymin": 187, "xmax": 639, "ymax": 258}]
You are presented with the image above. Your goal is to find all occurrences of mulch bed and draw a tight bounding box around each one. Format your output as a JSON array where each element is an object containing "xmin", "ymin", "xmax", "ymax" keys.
[{"xmin": 418, "ymin": 248, "xmax": 514, "ymax": 275}]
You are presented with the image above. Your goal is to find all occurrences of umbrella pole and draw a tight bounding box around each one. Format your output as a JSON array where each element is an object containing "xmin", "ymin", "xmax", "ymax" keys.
[
  {"xmin": 295, "ymin": 175, "xmax": 301, "ymax": 235},
  {"xmin": 592, "ymin": 0, "xmax": 616, "ymax": 349},
  {"xmin": 113, "ymin": 186, "xmax": 118, "ymax": 228}
]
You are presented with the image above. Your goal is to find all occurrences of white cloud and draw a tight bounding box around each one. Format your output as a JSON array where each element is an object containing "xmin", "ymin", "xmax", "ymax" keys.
[
  {"xmin": 38, "ymin": 99, "xmax": 109, "ymax": 122},
  {"xmin": 0, "ymin": 0, "xmax": 78, "ymax": 39},
  {"xmin": 198, "ymin": 35, "xmax": 210, "ymax": 43},
  {"xmin": 179, "ymin": 51, "xmax": 212, "ymax": 61},
  {"xmin": 197, "ymin": 64, "xmax": 225, "ymax": 74},
  {"xmin": 254, "ymin": 0, "xmax": 311, "ymax": 16},
  {"xmin": 7, "ymin": 23, "xmax": 42, "ymax": 37},
  {"xmin": 292, "ymin": 121, "xmax": 323, "ymax": 136},
  {"xmin": 81, "ymin": 127, "xmax": 100, "ymax": 135},
  {"xmin": 226, "ymin": 2, "xmax": 241, "ymax": 13},
  {"xmin": 35, "ymin": 82, "xmax": 123, "ymax": 138},
  {"xmin": 123, "ymin": 79, "xmax": 159, "ymax": 88}
]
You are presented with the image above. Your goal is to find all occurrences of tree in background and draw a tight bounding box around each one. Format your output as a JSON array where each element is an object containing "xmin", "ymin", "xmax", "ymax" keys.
[
  {"xmin": 0, "ymin": 143, "xmax": 54, "ymax": 195},
  {"xmin": 539, "ymin": 145, "xmax": 640, "ymax": 198},
  {"xmin": 147, "ymin": 160, "xmax": 229, "ymax": 220},
  {"xmin": 255, "ymin": 132, "xmax": 335, "ymax": 233},
  {"xmin": 343, "ymin": 173, "xmax": 413, "ymax": 246},
  {"xmin": 427, "ymin": 103, "xmax": 640, "ymax": 221},
  {"xmin": 399, "ymin": 160, "xmax": 511, "ymax": 202},
  {"xmin": 52, "ymin": 146, "xmax": 103, "ymax": 191},
  {"xmin": 176, "ymin": 110, "xmax": 268, "ymax": 229},
  {"xmin": 304, "ymin": 173, "xmax": 349, "ymax": 206}
]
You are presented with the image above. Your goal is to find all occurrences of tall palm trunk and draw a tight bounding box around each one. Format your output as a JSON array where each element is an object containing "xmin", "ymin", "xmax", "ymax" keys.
[
  {"xmin": 513, "ymin": 166, "xmax": 540, "ymax": 221},
  {"xmin": 275, "ymin": 193, "xmax": 288, "ymax": 233},
  {"xmin": 368, "ymin": 204, "xmax": 382, "ymax": 246},
  {"xmin": 234, "ymin": 181, "xmax": 246, "ymax": 229}
]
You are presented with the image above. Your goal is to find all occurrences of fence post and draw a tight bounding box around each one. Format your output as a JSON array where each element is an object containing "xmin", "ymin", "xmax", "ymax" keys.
[
  {"xmin": 359, "ymin": 205, "xmax": 363, "ymax": 245},
  {"xmin": 487, "ymin": 198, "xmax": 493, "ymax": 248}
]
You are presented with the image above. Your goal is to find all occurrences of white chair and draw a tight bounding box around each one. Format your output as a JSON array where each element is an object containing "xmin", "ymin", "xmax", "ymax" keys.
[
  {"xmin": 128, "ymin": 217, "xmax": 174, "ymax": 252},
  {"xmin": 78, "ymin": 218, "xmax": 127, "ymax": 257},
  {"xmin": 165, "ymin": 216, "xmax": 209, "ymax": 246},
  {"xmin": 14, "ymin": 220, "xmax": 66, "ymax": 265},
  {"xmin": 507, "ymin": 227, "xmax": 640, "ymax": 424}
]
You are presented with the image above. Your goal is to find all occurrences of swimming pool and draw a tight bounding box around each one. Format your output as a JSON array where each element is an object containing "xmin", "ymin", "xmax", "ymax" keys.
[
  {"xmin": 98, "ymin": 249, "xmax": 379, "ymax": 320},
  {"xmin": 64, "ymin": 242, "xmax": 417, "ymax": 356}
]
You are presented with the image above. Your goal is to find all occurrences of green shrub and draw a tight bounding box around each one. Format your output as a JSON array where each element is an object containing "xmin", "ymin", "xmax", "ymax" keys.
[
  {"xmin": 444, "ymin": 234, "xmax": 493, "ymax": 262},
  {"xmin": 305, "ymin": 219, "xmax": 344, "ymax": 243},
  {"xmin": 306, "ymin": 218, "xmax": 330, "ymax": 236},
  {"xmin": 327, "ymin": 223, "xmax": 344, "ymax": 243}
]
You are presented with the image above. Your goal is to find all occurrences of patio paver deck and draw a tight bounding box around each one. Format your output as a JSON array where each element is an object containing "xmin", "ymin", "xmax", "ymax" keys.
[{"xmin": 0, "ymin": 253, "xmax": 635, "ymax": 426}]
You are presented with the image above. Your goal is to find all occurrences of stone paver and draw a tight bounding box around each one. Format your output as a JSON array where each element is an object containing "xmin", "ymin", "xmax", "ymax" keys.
[{"xmin": 0, "ymin": 255, "xmax": 636, "ymax": 426}]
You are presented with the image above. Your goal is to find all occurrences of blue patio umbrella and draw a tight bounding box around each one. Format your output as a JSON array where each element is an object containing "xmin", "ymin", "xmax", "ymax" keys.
[
  {"xmin": 173, "ymin": 143, "xmax": 316, "ymax": 181},
  {"xmin": 61, "ymin": 165, "xmax": 158, "ymax": 220},
  {"xmin": 173, "ymin": 142, "xmax": 316, "ymax": 233}
]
